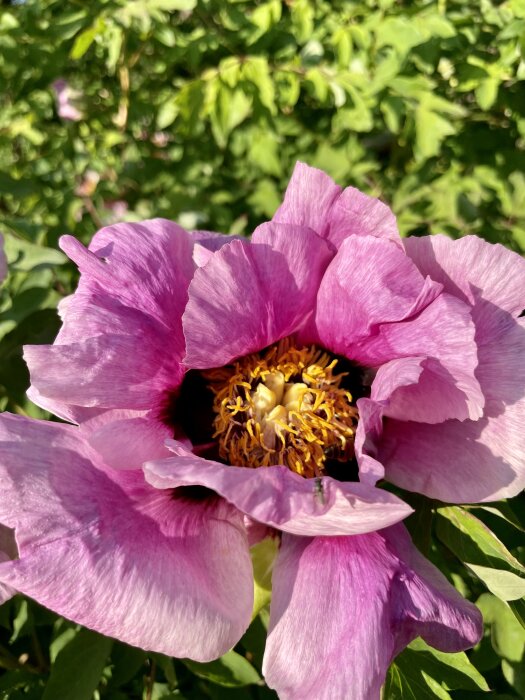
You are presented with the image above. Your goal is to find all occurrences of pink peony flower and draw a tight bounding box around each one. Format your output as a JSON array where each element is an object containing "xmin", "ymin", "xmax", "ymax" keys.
[
  {"xmin": 52, "ymin": 79, "xmax": 83, "ymax": 122},
  {"xmin": 2, "ymin": 161, "xmax": 510, "ymax": 696}
]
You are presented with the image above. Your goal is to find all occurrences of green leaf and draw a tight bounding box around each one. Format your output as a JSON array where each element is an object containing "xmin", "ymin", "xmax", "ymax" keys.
[
  {"xmin": 415, "ymin": 106, "xmax": 455, "ymax": 160},
  {"xmin": 384, "ymin": 660, "xmax": 451, "ymax": 699},
  {"xmin": 476, "ymin": 78, "xmax": 500, "ymax": 110},
  {"xmin": 3, "ymin": 235, "xmax": 67, "ymax": 272},
  {"xmin": 157, "ymin": 98, "xmax": 179, "ymax": 129},
  {"xmin": 242, "ymin": 57, "xmax": 276, "ymax": 115},
  {"xmin": 70, "ymin": 17, "xmax": 105, "ymax": 60},
  {"xmin": 384, "ymin": 638, "xmax": 489, "ymax": 698},
  {"xmin": 251, "ymin": 536, "xmax": 278, "ymax": 618},
  {"xmin": 509, "ymin": 598, "xmax": 525, "ymax": 632},
  {"xmin": 42, "ymin": 628, "xmax": 113, "ymax": 700},
  {"xmin": 291, "ymin": 0, "xmax": 314, "ymax": 44},
  {"xmin": 406, "ymin": 638, "xmax": 489, "ymax": 691},
  {"xmin": 436, "ymin": 506, "xmax": 525, "ymax": 601},
  {"xmin": 477, "ymin": 593, "xmax": 525, "ymax": 663},
  {"xmin": 182, "ymin": 650, "xmax": 261, "ymax": 688},
  {"xmin": 147, "ymin": 0, "xmax": 197, "ymax": 10}
]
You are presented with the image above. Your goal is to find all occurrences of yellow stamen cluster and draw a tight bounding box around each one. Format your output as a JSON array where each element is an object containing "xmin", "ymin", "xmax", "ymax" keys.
[{"xmin": 203, "ymin": 340, "xmax": 359, "ymax": 478}]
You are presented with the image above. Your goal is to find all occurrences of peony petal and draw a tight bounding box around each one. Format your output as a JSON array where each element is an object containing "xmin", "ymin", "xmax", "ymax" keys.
[
  {"xmin": 263, "ymin": 525, "xmax": 482, "ymax": 700},
  {"xmin": 370, "ymin": 356, "xmax": 483, "ymax": 424},
  {"xmin": 273, "ymin": 162, "xmax": 401, "ymax": 249},
  {"xmin": 0, "ymin": 414, "xmax": 253, "ymax": 659},
  {"xmin": 190, "ymin": 230, "xmax": 242, "ymax": 267},
  {"xmin": 144, "ymin": 443, "xmax": 412, "ymax": 536},
  {"xmin": 327, "ymin": 184, "xmax": 401, "ymax": 248},
  {"xmin": 183, "ymin": 223, "xmax": 332, "ymax": 369},
  {"xmin": 272, "ymin": 161, "xmax": 341, "ymax": 239},
  {"xmin": 376, "ymin": 317, "xmax": 525, "ymax": 502},
  {"xmin": 81, "ymin": 410, "xmax": 173, "ymax": 470},
  {"xmin": 60, "ymin": 219, "xmax": 195, "ymax": 333},
  {"xmin": 26, "ymin": 384, "xmax": 101, "ymax": 425},
  {"xmin": 26, "ymin": 220, "xmax": 195, "ymax": 421},
  {"xmin": 25, "ymin": 331, "xmax": 183, "ymax": 412},
  {"xmin": 316, "ymin": 235, "xmax": 442, "ymax": 348},
  {"xmin": 351, "ymin": 294, "xmax": 483, "ymax": 422},
  {"xmin": 405, "ymin": 234, "xmax": 525, "ymax": 321}
]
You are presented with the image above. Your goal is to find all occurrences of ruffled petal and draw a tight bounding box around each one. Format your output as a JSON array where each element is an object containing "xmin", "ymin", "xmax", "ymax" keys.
[
  {"xmin": 61, "ymin": 219, "xmax": 195, "ymax": 334},
  {"xmin": 0, "ymin": 524, "xmax": 17, "ymax": 604},
  {"xmin": 327, "ymin": 184, "xmax": 400, "ymax": 248},
  {"xmin": 24, "ymin": 331, "xmax": 183, "ymax": 412},
  {"xmin": 190, "ymin": 230, "xmax": 242, "ymax": 267},
  {"xmin": 273, "ymin": 162, "xmax": 401, "ymax": 249},
  {"xmin": 316, "ymin": 235, "xmax": 442, "ymax": 347},
  {"xmin": 144, "ymin": 442, "xmax": 412, "ymax": 536},
  {"xmin": 80, "ymin": 410, "xmax": 173, "ymax": 470},
  {"xmin": 405, "ymin": 234, "xmax": 525, "ymax": 321},
  {"xmin": 272, "ymin": 162, "xmax": 341, "ymax": 239},
  {"xmin": 370, "ymin": 356, "xmax": 483, "ymax": 424},
  {"xmin": 0, "ymin": 414, "xmax": 253, "ymax": 660},
  {"xmin": 25, "ymin": 220, "xmax": 195, "ymax": 421},
  {"xmin": 376, "ymin": 317, "xmax": 525, "ymax": 502},
  {"xmin": 263, "ymin": 525, "xmax": 482, "ymax": 700},
  {"xmin": 183, "ymin": 222, "xmax": 332, "ymax": 369}
]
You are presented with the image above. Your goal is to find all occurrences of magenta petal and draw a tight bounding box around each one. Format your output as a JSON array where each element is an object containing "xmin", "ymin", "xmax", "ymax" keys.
[
  {"xmin": 24, "ymin": 332, "xmax": 183, "ymax": 411},
  {"xmin": 190, "ymin": 230, "xmax": 242, "ymax": 267},
  {"xmin": 380, "ymin": 233, "xmax": 525, "ymax": 501},
  {"xmin": 60, "ymin": 219, "xmax": 195, "ymax": 332},
  {"xmin": 26, "ymin": 220, "xmax": 195, "ymax": 420},
  {"xmin": 377, "ymin": 317, "xmax": 525, "ymax": 502},
  {"xmin": 316, "ymin": 235, "xmax": 442, "ymax": 348},
  {"xmin": 272, "ymin": 161, "xmax": 341, "ymax": 238},
  {"xmin": 263, "ymin": 525, "xmax": 482, "ymax": 700},
  {"xmin": 183, "ymin": 223, "xmax": 332, "ymax": 369},
  {"xmin": 0, "ymin": 414, "xmax": 253, "ymax": 659},
  {"xmin": 273, "ymin": 162, "xmax": 401, "ymax": 249},
  {"xmin": 371, "ymin": 356, "xmax": 482, "ymax": 424},
  {"xmin": 26, "ymin": 384, "xmax": 101, "ymax": 425},
  {"xmin": 327, "ymin": 184, "xmax": 400, "ymax": 249},
  {"xmin": 405, "ymin": 234, "xmax": 525, "ymax": 321},
  {"xmin": 144, "ymin": 444, "xmax": 412, "ymax": 536},
  {"xmin": 81, "ymin": 410, "xmax": 173, "ymax": 470}
]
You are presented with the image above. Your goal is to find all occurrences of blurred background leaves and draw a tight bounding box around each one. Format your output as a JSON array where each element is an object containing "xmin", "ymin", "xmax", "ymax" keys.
[{"xmin": 1, "ymin": 0, "xmax": 525, "ymax": 697}]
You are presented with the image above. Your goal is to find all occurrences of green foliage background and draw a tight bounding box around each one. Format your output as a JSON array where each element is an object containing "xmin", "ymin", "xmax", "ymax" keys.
[{"xmin": 0, "ymin": 0, "xmax": 525, "ymax": 698}]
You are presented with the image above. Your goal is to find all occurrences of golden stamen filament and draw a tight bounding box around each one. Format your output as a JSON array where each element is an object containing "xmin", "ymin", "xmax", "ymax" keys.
[{"xmin": 203, "ymin": 339, "xmax": 359, "ymax": 479}]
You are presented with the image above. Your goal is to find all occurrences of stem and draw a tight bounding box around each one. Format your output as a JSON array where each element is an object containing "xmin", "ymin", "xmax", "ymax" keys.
[{"xmin": 145, "ymin": 658, "xmax": 156, "ymax": 700}]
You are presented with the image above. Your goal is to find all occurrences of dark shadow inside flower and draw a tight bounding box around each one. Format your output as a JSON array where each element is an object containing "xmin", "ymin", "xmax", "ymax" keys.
[
  {"xmin": 0, "ymin": 524, "xmax": 19, "ymax": 562},
  {"xmin": 172, "ymin": 485, "xmax": 217, "ymax": 502}
]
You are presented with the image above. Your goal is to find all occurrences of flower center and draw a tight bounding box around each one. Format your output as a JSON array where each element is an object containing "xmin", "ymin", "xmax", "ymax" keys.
[{"xmin": 203, "ymin": 341, "xmax": 359, "ymax": 478}]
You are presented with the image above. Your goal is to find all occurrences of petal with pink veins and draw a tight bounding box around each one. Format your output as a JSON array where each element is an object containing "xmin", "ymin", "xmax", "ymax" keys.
[
  {"xmin": 0, "ymin": 414, "xmax": 253, "ymax": 660},
  {"xmin": 273, "ymin": 161, "xmax": 401, "ymax": 248},
  {"xmin": 144, "ymin": 442, "xmax": 412, "ymax": 536},
  {"xmin": 263, "ymin": 524, "xmax": 482, "ymax": 700},
  {"xmin": 183, "ymin": 222, "xmax": 332, "ymax": 369},
  {"xmin": 25, "ymin": 220, "xmax": 195, "ymax": 421},
  {"xmin": 272, "ymin": 162, "xmax": 341, "ymax": 239},
  {"xmin": 80, "ymin": 409, "xmax": 173, "ymax": 471},
  {"xmin": 316, "ymin": 236, "xmax": 442, "ymax": 347}
]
